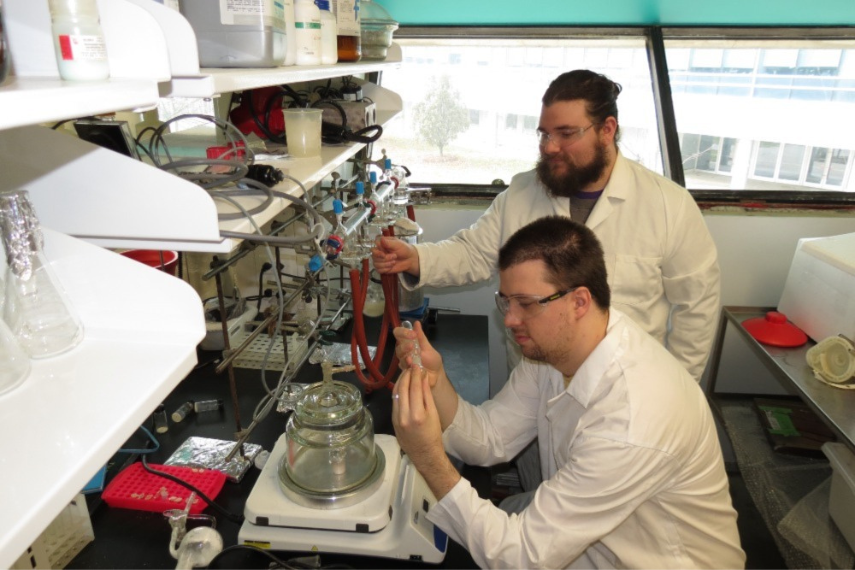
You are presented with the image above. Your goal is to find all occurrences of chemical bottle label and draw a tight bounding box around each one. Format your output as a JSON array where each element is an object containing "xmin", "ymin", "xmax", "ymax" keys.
[
  {"xmin": 58, "ymin": 34, "xmax": 107, "ymax": 62},
  {"xmin": 332, "ymin": 0, "xmax": 360, "ymax": 36},
  {"xmin": 220, "ymin": 0, "xmax": 286, "ymax": 31}
]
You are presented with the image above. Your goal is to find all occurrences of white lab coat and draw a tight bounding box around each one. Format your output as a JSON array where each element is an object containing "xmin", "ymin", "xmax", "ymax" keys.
[
  {"xmin": 427, "ymin": 310, "xmax": 745, "ymax": 569},
  {"xmin": 407, "ymin": 152, "xmax": 720, "ymax": 381}
]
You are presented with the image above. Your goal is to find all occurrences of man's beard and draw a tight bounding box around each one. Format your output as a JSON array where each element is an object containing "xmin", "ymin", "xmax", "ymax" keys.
[{"xmin": 536, "ymin": 142, "xmax": 608, "ymax": 198}]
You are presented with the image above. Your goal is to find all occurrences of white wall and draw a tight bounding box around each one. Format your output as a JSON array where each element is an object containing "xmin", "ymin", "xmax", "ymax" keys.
[{"xmin": 414, "ymin": 204, "xmax": 855, "ymax": 396}]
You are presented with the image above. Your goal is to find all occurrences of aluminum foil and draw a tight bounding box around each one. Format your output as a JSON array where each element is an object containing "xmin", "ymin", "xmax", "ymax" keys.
[
  {"xmin": 309, "ymin": 341, "xmax": 376, "ymax": 367},
  {"xmin": 165, "ymin": 436, "xmax": 262, "ymax": 483},
  {"xmin": 0, "ymin": 189, "xmax": 41, "ymax": 281}
]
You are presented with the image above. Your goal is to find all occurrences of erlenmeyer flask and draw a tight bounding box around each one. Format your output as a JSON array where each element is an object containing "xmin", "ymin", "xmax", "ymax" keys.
[
  {"xmin": 0, "ymin": 317, "xmax": 30, "ymax": 396},
  {"xmin": 0, "ymin": 190, "xmax": 84, "ymax": 358}
]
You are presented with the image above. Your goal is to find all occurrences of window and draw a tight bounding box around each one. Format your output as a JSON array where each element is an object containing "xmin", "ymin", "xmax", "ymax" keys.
[
  {"xmin": 377, "ymin": 28, "xmax": 855, "ymax": 202},
  {"xmin": 376, "ymin": 33, "xmax": 660, "ymax": 185},
  {"xmin": 665, "ymin": 35, "xmax": 855, "ymax": 194}
]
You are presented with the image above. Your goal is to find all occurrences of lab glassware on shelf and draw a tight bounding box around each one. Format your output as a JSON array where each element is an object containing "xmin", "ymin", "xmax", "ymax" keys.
[{"xmin": 0, "ymin": 189, "xmax": 83, "ymax": 359}]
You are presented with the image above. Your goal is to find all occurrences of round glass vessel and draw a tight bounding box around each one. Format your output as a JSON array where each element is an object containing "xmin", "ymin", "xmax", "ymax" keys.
[{"xmin": 282, "ymin": 380, "xmax": 377, "ymax": 496}]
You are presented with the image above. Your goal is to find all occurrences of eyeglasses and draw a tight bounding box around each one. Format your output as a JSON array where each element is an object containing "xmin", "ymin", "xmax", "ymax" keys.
[
  {"xmin": 537, "ymin": 124, "xmax": 598, "ymax": 148},
  {"xmin": 494, "ymin": 287, "xmax": 580, "ymax": 319}
]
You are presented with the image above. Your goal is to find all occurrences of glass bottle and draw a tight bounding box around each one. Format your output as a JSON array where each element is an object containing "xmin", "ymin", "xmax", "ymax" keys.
[
  {"xmin": 48, "ymin": 0, "xmax": 110, "ymax": 81},
  {"xmin": 332, "ymin": 0, "xmax": 361, "ymax": 62},
  {"xmin": 0, "ymin": 190, "xmax": 84, "ymax": 358}
]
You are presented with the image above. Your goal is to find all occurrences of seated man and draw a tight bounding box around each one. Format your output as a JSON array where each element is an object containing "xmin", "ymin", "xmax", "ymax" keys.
[{"xmin": 391, "ymin": 216, "xmax": 744, "ymax": 569}]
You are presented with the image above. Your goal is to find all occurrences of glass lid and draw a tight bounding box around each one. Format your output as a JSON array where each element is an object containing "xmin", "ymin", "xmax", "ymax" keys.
[{"xmin": 294, "ymin": 380, "xmax": 364, "ymax": 428}]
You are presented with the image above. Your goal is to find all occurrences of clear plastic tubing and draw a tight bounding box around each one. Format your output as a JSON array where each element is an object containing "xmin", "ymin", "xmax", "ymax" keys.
[{"xmin": 48, "ymin": 0, "xmax": 110, "ymax": 81}]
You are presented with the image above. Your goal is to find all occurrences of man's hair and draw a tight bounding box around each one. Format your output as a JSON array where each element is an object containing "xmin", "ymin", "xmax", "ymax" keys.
[
  {"xmin": 499, "ymin": 216, "xmax": 611, "ymax": 310},
  {"xmin": 542, "ymin": 69, "xmax": 622, "ymax": 141}
]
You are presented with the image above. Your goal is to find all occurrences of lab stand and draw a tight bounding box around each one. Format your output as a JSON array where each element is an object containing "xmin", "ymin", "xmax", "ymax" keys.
[
  {"xmin": 706, "ymin": 306, "xmax": 855, "ymax": 568},
  {"xmin": 66, "ymin": 314, "xmax": 491, "ymax": 569}
]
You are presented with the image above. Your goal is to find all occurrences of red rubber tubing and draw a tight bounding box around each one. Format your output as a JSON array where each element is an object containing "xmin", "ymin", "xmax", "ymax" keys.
[{"xmin": 406, "ymin": 205, "xmax": 416, "ymax": 222}]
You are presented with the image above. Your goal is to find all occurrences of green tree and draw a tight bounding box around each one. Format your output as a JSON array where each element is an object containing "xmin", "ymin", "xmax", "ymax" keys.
[{"xmin": 412, "ymin": 75, "xmax": 470, "ymax": 157}]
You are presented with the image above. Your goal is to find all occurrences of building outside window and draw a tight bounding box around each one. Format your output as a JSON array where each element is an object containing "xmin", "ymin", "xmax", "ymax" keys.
[
  {"xmin": 665, "ymin": 37, "xmax": 855, "ymax": 193},
  {"xmin": 379, "ymin": 30, "xmax": 855, "ymax": 198}
]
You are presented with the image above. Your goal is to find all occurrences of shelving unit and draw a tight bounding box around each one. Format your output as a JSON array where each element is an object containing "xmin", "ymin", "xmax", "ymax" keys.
[
  {"xmin": 0, "ymin": 0, "xmax": 404, "ymax": 566},
  {"xmin": 0, "ymin": 230, "xmax": 206, "ymax": 569},
  {"xmin": 0, "ymin": 0, "xmax": 402, "ymax": 253}
]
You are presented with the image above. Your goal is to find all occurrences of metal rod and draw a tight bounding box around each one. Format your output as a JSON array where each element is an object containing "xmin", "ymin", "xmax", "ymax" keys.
[{"xmin": 214, "ymin": 266, "xmax": 244, "ymax": 438}]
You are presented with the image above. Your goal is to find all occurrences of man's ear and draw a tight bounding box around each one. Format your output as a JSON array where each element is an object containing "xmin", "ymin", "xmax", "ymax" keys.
[{"xmin": 599, "ymin": 116, "xmax": 618, "ymax": 144}]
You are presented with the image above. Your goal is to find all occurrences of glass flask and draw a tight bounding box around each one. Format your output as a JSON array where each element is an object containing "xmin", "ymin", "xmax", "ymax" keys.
[
  {"xmin": 282, "ymin": 379, "xmax": 376, "ymax": 495},
  {"xmin": 0, "ymin": 317, "xmax": 30, "ymax": 397},
  {"xmin": 0, "ymin": 190, "xmax": 84, "ymax": 358}
]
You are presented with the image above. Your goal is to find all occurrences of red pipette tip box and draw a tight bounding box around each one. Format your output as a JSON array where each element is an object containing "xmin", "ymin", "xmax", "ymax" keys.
[{"xmin": 102, "ymin": 463, "xmax": 226, "ymax": 514}]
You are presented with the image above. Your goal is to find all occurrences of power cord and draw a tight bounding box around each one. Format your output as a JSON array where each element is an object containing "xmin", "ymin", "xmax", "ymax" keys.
[
  {"xmin": 206, "ymin": 544, "xmax": 354, "ymax": 569},
  {"xmin": 139, "ymin": 453, "xmax": 245, "ymax": 525}
]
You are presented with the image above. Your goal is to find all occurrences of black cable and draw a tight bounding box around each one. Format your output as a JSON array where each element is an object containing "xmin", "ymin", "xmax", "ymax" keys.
[
  {"xmin": 207, "ymin": 544, "xmax": 355, "ymax": 569},
  {"xmin": 139, "ymin": 453, "xmax": 245, "ymax": 525},
  {"xmin": 257, "ymin": 262, "xmax": 272, "ymax": 312}
]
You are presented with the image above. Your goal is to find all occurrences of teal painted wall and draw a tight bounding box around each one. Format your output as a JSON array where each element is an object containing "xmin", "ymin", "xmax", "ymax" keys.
[{"xmin": 374, "ymin": 0, "xmax": 855, "ymax": 27}]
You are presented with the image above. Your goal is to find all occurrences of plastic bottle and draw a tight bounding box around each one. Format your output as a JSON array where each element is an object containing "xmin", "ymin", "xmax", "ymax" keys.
[
  {"xmin": 282, "ymin": 0, "xmax": 297, "ymax": 66},
  {"xmin": 48, "ymin": 0, "xmax": 110, "ymax": 81},
  {"xmin": 332, "ymin": 0, "xmax": 361, "ymax": 62},
  {"xmin": 294, "ymin": 0, "xmax": 322, "ymax": 66},
  {"xmin": 316, "ymin": 0, "xmax": 338, "ymax": 65}
]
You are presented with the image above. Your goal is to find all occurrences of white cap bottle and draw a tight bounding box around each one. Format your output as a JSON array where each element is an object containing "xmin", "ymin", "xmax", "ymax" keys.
[
  {"xmin": 316, "ymin": 0, "xmax": 338, "ymax": 65},
  {"xmin": 48, "ymin": 0, "xmax": 110, "ymax": 81},
  {"xmin": 294, "ymin": 0, "xmax": 321, "ymax": 66}
]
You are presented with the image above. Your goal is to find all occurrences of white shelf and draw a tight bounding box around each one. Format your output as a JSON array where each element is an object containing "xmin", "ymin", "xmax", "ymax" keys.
[
  {"xmin": 0, "ymin": 81, "xmax": 402, "ymax": 254},
  {"xmin": 0, "ymin": 229, "xmax": 206, "ymax": 570},
  {"xmin": 163, "ymin": 44, "xmax": 403, "ymax": 99},
  {"xmin": 0, "ymin": 77, "xmax": 160, "ymax": 131}
]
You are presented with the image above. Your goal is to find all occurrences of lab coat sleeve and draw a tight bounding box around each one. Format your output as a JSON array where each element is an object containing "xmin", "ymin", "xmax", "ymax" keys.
[
  {"xmin": 427, "ymin": 435, "xmax": 681, "ymax": 569},
  {"xmin": 661, "ymin": 193, "xmax": 721, "ymax": 381},
  {"xmin": 409, "ymin": 190, "xmax": 510, "ymax": 289},
  {"xmin": 441, "ymin": 360, "xmax": 542, "ymax": 466}
]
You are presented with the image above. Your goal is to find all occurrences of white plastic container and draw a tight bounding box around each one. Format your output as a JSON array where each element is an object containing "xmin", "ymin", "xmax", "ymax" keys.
[
  {"xmin": 822, "ymin": 442, "xmax": 855, "ymax": 553},
  {"xmin": 282, "ymin": 0, "xmax": 297, "ymax": 66},
  {"xmin": 316, "ymin": 0, "xmax": 338, "ymax": 64},
  {"xmin": 179, "ymin": 0, "xmax": 287, "ymax": 68},
  {"xmin": 293, "ymin": 0, "xmax": 321, "ymax": 65},
  {"xmin": 48, "ymin": 0, "xmax": 110, "ymax": 81},
  {"xmin": 778, "ymin": 232, "xmax": 855, "ymax": 343}
]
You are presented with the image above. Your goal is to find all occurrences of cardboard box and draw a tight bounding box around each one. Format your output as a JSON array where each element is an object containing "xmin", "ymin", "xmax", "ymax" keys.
[{"xmin": 778, "ymin": 232, "xmax": 855, "ymax": 343}]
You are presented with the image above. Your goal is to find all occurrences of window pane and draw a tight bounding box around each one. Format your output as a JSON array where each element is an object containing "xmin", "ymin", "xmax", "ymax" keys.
[
  {"xmin": 779, "ymin": 144, "xmax": 806, "ymax": 181},
  {"xmin": 378, "ymin": 35, "xmax": 660, "ymax": 185},
  {"xmin": 827, "ymin": 149, "xmax": 850, "ymax": 186},
  {"xmin": 754, "ymin": 142, "xmax": 779, "ymax": 178},
  {"xmin": 666, "ymin": 37, "xmax": 855, "ymax": 192},
  {"xmin": 806, "ymin": 147, "xmax": 828, "ymax": 183}
]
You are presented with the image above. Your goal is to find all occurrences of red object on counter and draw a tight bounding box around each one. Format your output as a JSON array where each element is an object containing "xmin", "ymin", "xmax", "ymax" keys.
[
  {"xmin": 102, "ymin": 463, "xmax": 225, "ymax": 514},
  {"xmin": 742, "ymin": 311, "xmax": 808, "ymax": 347}
]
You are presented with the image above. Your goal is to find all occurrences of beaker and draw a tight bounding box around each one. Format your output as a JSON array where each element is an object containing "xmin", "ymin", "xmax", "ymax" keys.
[
  {"xmin": 0, "ymin": 190, "xmax": 84, "ymax": 358},
  {"xmin": 283, "ymin": 108, "xmax": 322, "ymax": 157}
]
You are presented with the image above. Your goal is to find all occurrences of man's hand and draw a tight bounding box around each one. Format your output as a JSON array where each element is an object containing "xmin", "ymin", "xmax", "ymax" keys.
[
  {"xmin": 392, "ymin": 365, "xmax": 460, "ymax": 500},
  {"xmin": 372, "ymin": 236, "xmax": 420, "ymax": 276},
  {"xmin": 393, "ymin": 321, "xmax": 442, "ymax": 382}
]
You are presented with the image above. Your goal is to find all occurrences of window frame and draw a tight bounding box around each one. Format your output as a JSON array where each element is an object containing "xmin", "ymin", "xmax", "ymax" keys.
[{"xmin": 384, "ymin": 25, "xmax": 855, "ymax": 207}]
